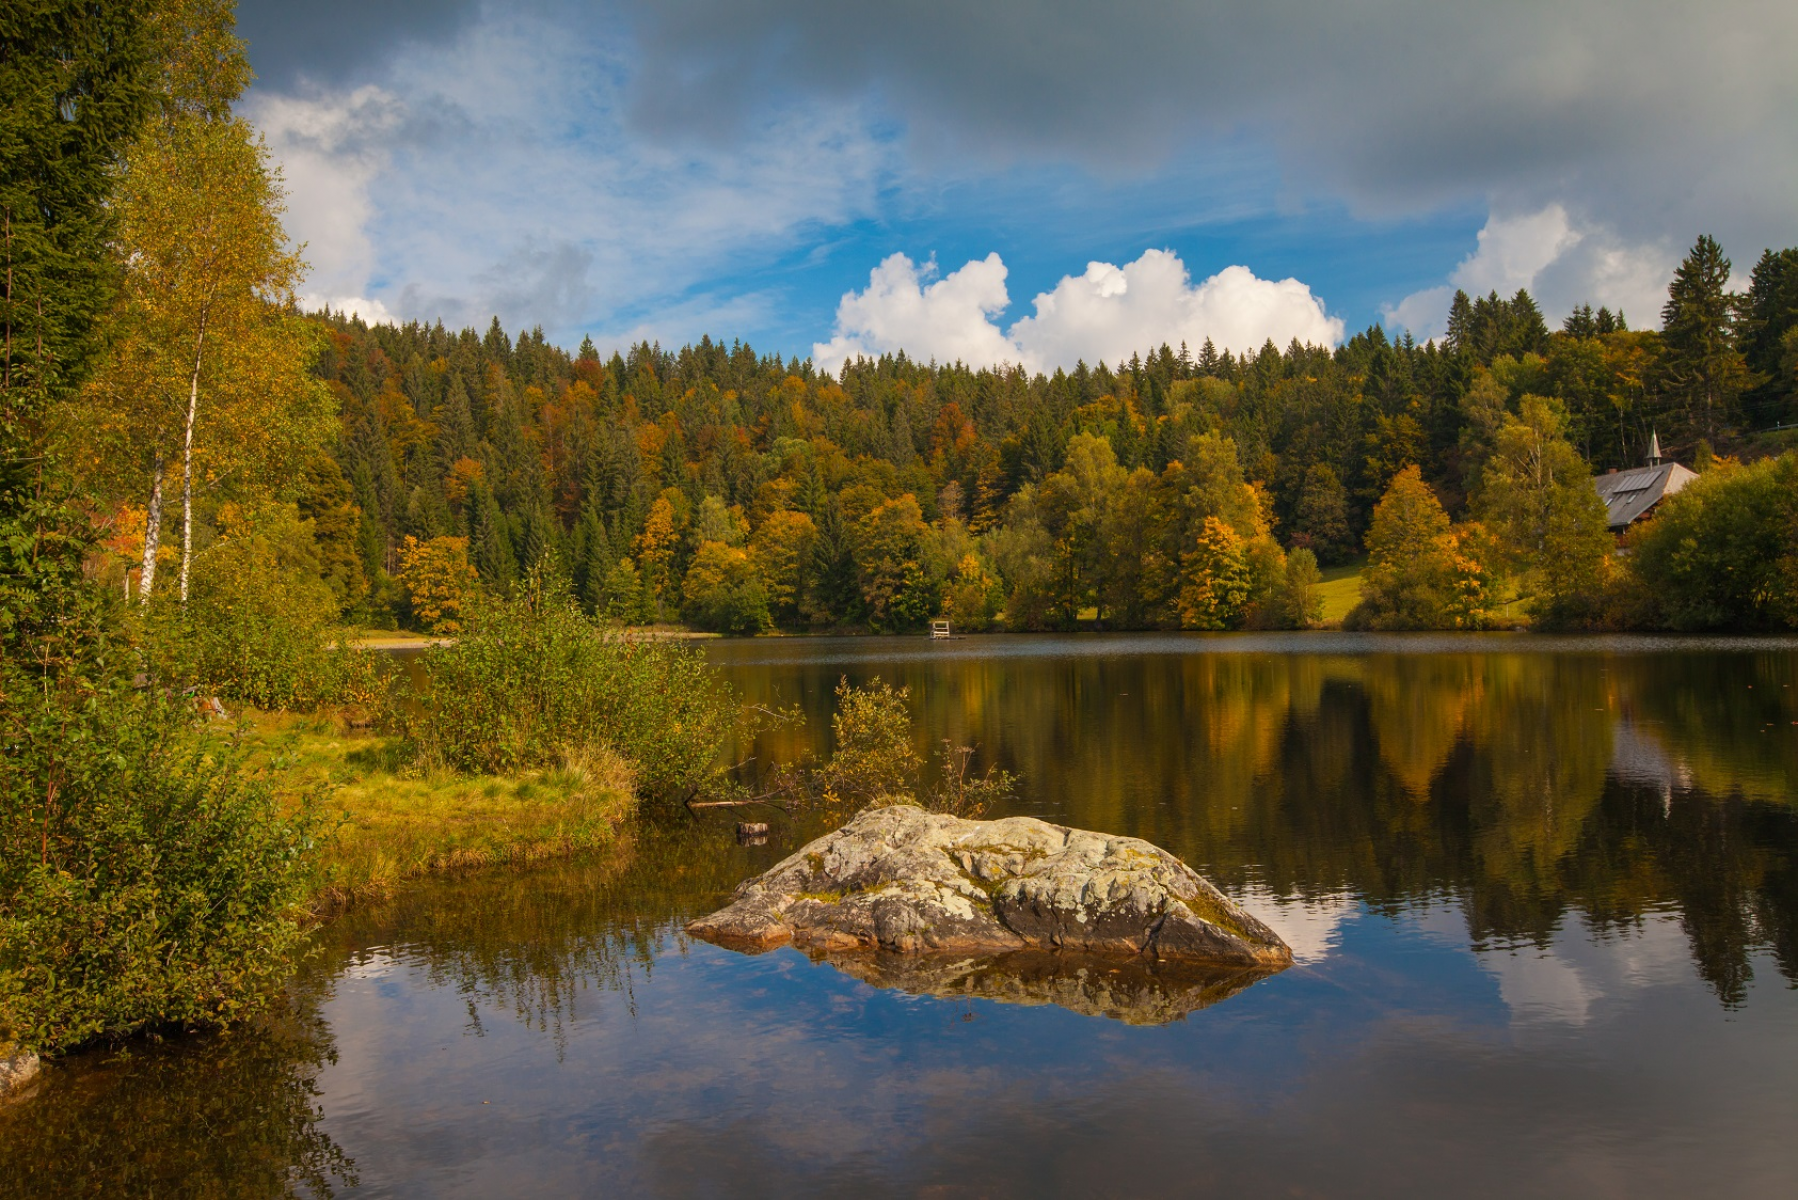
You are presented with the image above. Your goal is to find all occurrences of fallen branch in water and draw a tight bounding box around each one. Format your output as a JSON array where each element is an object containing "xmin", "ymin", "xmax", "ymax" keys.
[{"xmin": 685, "ymin": 793, "xmax": 793, "ymax": 812}]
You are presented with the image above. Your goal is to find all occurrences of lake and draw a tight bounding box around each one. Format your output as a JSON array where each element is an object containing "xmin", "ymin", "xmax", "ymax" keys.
[{"xmin": 5, "ymin": 633, "xmax": 1798, "ymax": 1197}]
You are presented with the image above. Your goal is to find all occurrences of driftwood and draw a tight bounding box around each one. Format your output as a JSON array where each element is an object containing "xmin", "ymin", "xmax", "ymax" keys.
[{"xmin": 685, "ymin": 794, "xmax": 791, "ymax": 812}]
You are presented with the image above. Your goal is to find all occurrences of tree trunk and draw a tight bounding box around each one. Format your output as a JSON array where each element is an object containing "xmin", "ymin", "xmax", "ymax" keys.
[
  {"xmin": 140, "ymin": 451, "xmax": 166, "ymax": 602},
  {"xmin": 178, "ymin": 332, "xmax": 204, "ymax": 604}
]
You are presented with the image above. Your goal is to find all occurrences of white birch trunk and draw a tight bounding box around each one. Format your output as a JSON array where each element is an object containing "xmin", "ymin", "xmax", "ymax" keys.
[
  {"xmin": 178, "ymin": 330, "xmax": 205, "ymax": 605},
  {"xmin": 139, "ymin": 451, "xmax": 165, "ymax": 603}
]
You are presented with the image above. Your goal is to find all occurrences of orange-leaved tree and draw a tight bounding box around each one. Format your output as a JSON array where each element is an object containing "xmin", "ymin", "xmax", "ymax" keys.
[{"xmin": 400, "ymin": 536, "xmax": 477, "ymax": 635}]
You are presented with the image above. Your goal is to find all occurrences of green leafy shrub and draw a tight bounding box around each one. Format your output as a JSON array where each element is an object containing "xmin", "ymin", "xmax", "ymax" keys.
[
  {"xmin": 0, "ymin": 684, "xmax": 318, "ymax": 1054},
  {"xmin": 818, "ymin": 676, "xmax": 922, "ymax": 804},
  {"xmin": 814, "ymin": 676, "xmax": 1016, "ymax": 817},
  {"xmin": 400, "ymin": 570, "xmax": 741, "ymax": 798},
  {"xmin": 148, "ymin": 501, "xmax": 379, "ymax": 711},
  {"xmin": 1620, "ymin": 453, "xmax": 1798, "ymax": 631}
]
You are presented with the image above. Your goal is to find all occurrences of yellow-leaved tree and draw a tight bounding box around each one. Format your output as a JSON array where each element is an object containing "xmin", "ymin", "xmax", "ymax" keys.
[
  {"xmin": 399, "ymin": 536, "xmax": 478, "ymax": 635},
  {"xmin": 72, "ymin": 1, "xmax": 331, "ymax": 604},
  {"xmin": 1348, "ymin": 466, "xmax": 1495, "ymax": 630}
]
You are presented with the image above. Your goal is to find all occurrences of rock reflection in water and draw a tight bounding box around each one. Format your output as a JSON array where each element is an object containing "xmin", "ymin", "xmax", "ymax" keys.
[{"xmin": 809, "ymin": 948, "xmax": 1279, "ymax": 1025}]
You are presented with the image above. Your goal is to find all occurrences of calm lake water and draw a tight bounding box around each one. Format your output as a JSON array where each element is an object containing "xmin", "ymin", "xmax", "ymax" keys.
[{"xmin": 6, "ymin": 633, "xmax": 1798, "ymax": 1197}]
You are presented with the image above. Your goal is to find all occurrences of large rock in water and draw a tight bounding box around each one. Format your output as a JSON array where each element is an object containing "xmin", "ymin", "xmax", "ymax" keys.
[{"xmin": 687, "ymin": 805, "xmax": 1292, "ymax": 970}]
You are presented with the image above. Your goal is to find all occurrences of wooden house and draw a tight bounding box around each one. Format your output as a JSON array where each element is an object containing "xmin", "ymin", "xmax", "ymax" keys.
[{"xmin": 1592, "ymin": 435, "xmax": 1696, "ymax": 532}]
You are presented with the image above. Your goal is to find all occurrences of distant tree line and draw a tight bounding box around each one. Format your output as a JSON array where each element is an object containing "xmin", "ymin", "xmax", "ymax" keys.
[{"xmin": 286, "ymin": 233, "xmax": 1798, "ymax": 634}]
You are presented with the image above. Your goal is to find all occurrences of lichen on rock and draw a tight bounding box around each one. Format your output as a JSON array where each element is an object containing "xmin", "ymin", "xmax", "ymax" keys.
[{"xmin": 686, "ymin": 805, "xmax": 1292, "ymax": 971}]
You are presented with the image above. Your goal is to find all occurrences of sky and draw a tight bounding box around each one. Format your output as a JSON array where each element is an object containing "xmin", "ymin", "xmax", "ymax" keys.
[{"xmin": 237, "ymin": 0, "xmax": 1798, "ymax": 372}]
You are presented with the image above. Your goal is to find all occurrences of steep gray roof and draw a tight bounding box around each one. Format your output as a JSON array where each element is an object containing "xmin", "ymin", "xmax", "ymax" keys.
[{"xmin": 1592, "ymin": 462, "xmax": 1697, "ymax": 530}]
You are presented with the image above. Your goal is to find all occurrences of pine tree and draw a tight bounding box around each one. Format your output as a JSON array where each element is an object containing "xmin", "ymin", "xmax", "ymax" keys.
[
  {"xmin": 435, "ymin": 373, "xmax": 476, "ymax": 464},
  {"xmin": 1740, "ymin": 247, "xmax": 1798, "ymax": 422},
  {"xmin": 1444, "ymin": 290, "xmax": 1474, "ymax": 354},
  {"xmin": 1291, "ymin": 463, "xmax": 1353, "ymax": 564},
  {"xmin": 1661, "ymin": 234, "xmax": 1751, "ymax": 438},
  {"xmin": 1509, "ymin": 289, "xmax": 1549, "ymax": 355},
  {"xmin": 1197, "ymin": 338, "xmax": 1220, "ymax": 376},
  {"xmin": 469, "ymin": 481, "xmax": 516, "ymax": 589},
  {"xmin": 2, "ymin": 0, "xmax": 160, "ymax": 427},
  {"xmin": 570, "ymin": 501, "xmax": 610, "ymax": 610}
]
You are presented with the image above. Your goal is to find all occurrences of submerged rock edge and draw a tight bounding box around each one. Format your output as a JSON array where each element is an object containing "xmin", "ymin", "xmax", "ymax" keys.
[
  {"xmin": 686, "ymin": 805, "xmax": 1293, "ymax": 970},
  {"xmin": 0, "ymin": 1048, "xmax": 41, "ymax": 1104}
]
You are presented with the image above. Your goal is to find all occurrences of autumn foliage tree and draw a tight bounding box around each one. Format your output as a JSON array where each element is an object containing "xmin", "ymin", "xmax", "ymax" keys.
[
  {"xmin": 682, "ymin": 540, "xmax": 771, "ymax": 634},
  {"xmin": 399, "ymin": 535, "xmax": 477, "ymax": 635},
  {"xmin": 1349, "ymin": 466, "xmax": 1495, "ymax": 630},
  {"xmin": 1474, "ymin": 395, "xmax": 1613, "ymax": 626},
  {"xmin": 71, "ymin": 1, "xmax": 330, "ymax": 604}
]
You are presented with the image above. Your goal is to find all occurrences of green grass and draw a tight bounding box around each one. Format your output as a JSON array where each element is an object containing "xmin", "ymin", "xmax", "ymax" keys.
[
  {"xmin": 225, "ymin": 713, "xmax": 637, "ymax": 910},
  {"xmin": 1315, "ymin": 560, "xmax": 1365, "ymax": 625}
]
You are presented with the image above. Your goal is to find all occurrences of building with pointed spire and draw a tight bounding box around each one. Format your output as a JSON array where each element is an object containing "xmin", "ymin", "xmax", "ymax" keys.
[{"xmin": 1592, "ymin": 431, "xmax": 1696, "ymax": 532}]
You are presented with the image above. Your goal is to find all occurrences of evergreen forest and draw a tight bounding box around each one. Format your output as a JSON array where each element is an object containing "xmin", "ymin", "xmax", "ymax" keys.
[{"xmin": 268, "ymin": 254, "xmax": 1798, "ymax": 637}]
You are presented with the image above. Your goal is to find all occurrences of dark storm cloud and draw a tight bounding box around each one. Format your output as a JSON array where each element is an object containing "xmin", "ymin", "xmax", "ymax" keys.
[
  {"xmin": 613, "ymin": 0, "xmax": 1798, "ymax": 238},
  {"xmin": 235, "ymin": 0, "xmax": 483, "ymax": 88}
]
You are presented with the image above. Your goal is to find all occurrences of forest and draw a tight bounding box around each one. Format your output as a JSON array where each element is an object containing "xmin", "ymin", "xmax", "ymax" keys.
[{"xmin": 257, "ymin": 241, "xmax": 1798, "ymax": 639}]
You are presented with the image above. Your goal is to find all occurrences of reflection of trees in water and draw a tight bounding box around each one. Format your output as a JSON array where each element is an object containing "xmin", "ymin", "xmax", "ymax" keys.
[
  {"xmin": 1580, "ymin": 785, "xmax": 1798, "ymax": 1007},
  {"xmin": 0, "ymin": 976, "xmax": 354, "ymax": 1199},
  {"xmin": 717, "ymin": 642, "xmax": 1798, "ymax": 1006},
  {"xmin": 310, "ymin": 820, "xmax": 820, "ymax": 1051},
  {"xmin": 1615, "ymin": 652, "xmax": 1798, "ymax": 805}
]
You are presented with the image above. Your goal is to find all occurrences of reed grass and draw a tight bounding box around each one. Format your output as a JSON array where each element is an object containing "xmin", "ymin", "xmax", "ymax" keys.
[{"xmin": 226, "ymin": 713, "xmax": 637, "ymax": 911}]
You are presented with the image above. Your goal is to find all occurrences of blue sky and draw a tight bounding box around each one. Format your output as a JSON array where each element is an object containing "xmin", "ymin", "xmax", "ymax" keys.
[{"xmin": 237, "ymin": 0, "xmax": 1798, "ymax": 370}]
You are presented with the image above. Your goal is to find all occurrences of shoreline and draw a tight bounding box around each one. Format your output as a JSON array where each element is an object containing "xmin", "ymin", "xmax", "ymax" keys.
[{"xmin": 227, "ymin": 712, "xmax": 639, "ymax": 914}]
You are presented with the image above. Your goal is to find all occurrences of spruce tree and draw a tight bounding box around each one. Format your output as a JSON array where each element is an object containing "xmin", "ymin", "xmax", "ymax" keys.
[
  {"xmin": 1444, "ymin": 290, "xmax": 1475, "ymax": 354},
  {"xmin": 1509, "ymin": 289, "xmax": 1549, "ymax": 355},
  {"xmin": 469, "ymin": 481, "xmax": 517, "ymax": 590},
  {"xmin": 1740, "ymin": 247, "xmax": 1798, "ymax": 421},
  {"xmin": 1661, "ymin": 234, "xmax": 1751, "ymax": 438},
  {"xmin": 2, "ymin": 0, "xmax": 160, "ymax": 654}
]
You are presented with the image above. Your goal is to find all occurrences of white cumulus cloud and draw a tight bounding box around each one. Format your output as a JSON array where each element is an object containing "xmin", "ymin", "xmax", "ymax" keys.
[
  {"xmin": 1383, "ymin": 205, "xmax": 1678, "ymax": 341},
  {"xmin": 815, "ymin": 248, "xmax": 1342, "ymax": 375},
  {"xmin": 812, "ymin": 253, "xmax": 1020, "ymax": 373},
  {"xmin": 246, "ymin": 85, "xmax": 405, "ymax": 318}
]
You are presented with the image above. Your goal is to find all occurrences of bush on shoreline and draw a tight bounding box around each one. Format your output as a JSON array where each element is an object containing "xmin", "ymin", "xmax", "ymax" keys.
[
  {"xmin": 398, "ymin": 570, "xmax": 741, "ymax": 800},
  {"xmin": 0, "ymin": 685, "xmax": 318, "ymax": 1054},
  {"xmin": 1618, "ymin": 453, "xmax": 1798, "ymax": 631},
  {"xmin": 135, "ymin": 502, "xmax": 383, "ymax": 712}
]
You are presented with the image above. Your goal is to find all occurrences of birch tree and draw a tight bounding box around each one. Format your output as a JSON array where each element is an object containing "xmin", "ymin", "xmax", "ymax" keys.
[{"xmin": 77, "ymin": 2, "xmax": 327, "ymax": 604}]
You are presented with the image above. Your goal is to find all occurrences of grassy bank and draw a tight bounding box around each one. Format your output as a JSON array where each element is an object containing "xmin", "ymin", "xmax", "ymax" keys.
[
  {"xmin": 1316, "ymin": 561, "xmax": 1365, "ymax": 625},
  {"xmin": 226, "ymin": 713, "xmax": 637, "ymax": 911}
]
